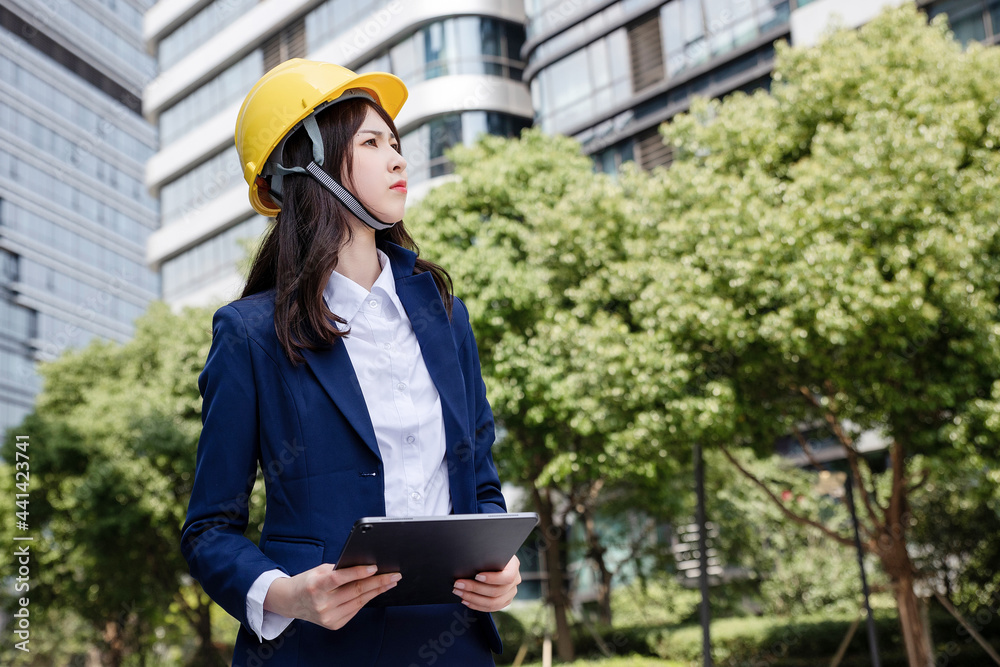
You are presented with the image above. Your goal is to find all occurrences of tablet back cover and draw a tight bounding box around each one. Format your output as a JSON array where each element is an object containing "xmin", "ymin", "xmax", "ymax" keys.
[{"xmin": 336, "ymin": 513, "xmax": 538, "ymax": 607}]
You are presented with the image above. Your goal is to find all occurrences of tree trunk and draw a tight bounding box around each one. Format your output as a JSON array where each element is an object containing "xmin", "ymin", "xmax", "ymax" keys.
[
  {"xmin": 101, "ymin": 621, "xmax": 125, "ymax": 667},
  {"xmin": 876, "ymin": 440, "xmax": 933, "ymax": 667},
  {"xmin": 891, "ymin": 570, "xmax": 933, "ymax": 667},
  {"xmin": 189, "ymin": 595, "xmax": 227, "ymax": 667},
  {"xmin": 532, "ymin": 484, "xmax": 575, "ymax": 662},
  {"xmin": 581, "ymin": 507, "xmax": 614, "ymax": 626}
]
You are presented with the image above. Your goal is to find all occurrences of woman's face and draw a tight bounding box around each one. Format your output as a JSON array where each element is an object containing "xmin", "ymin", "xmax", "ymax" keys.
[{"xmin": 344, "ymin": 105, "xmax": 408, "ymax": 224}]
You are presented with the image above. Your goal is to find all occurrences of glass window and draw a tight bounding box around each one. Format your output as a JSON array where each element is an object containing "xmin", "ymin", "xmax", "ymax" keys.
[
  {"xmin": 950, "ymin": 6, "xmax": 988, "ymax": 45},
  {"xmin": 479, "ymin": 17, "xmax": 502, "ymax": 58},
  {"xmin": 534, "ymin": 27, "xmax": 634, "ymax": 134},
  {"xmin": 545, "ymin": 48, "xmax": 590, "ymax": 113},
  {"xmin": 158, "ymin": 0, "xmax": 259, "ymax": 69},
  {"xmin": 160, "ymin": 50, "xmax": 263, "ymax": 144},
  {"xmin": 306, "ymin": 0, "xmax": 392, "ymax": 53},
  {"xmin": 369, "ymin": 17, "xmax": 526, "ymax": 85},
  {"xmin": 424, "ymin": 22, "xmax": 449, "ymax": 78},
  {"xmin": 759, "ymin": 1, "xmax": 789, "ymax": 33},
  {"xmin": 683, "ymin": 0, "xmax": 705, "ymax": 43},
  {"xmin": 160, "ymin": 146, "xmax": 241, "ymax": 224},
  {"xmin": 160, "ymin": 215, "xmax": 270, "ymax": 301},
  {"xmin": 400, "ymin": 112, "xmax": 530, "ymax": 185},
  {"xmin": 662, "ymin": 1, "xmax": 684, "ymax": 54},
  {"xmin": 390, "ymin": 31, "xmax": 422, "ymax": 82}
]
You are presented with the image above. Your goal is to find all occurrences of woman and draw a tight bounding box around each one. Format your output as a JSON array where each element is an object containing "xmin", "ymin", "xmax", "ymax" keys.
[{"xmin": 181, "ymin": 59, "xmax": 520, "ymax": 666}]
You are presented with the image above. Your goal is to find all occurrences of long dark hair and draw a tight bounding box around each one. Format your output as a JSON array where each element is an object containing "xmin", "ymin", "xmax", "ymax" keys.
[{"xmin": 241, "ymin": 98, "xmax": 453, "ymax": 365}]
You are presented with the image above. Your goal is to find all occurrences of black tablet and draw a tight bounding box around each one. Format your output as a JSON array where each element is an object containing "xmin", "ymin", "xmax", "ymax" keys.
[{"xmin": 335, "ymin": 512, "xmax": 539, "ymax": 607}]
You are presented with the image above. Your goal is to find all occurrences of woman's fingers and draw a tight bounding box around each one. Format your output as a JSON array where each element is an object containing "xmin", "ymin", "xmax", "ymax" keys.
[
  {"xmin": 452, "ymin": 555, "xmax": 521, "ymax": 611},
  {"xmin": 326, "ymin": 564, "xmax": 378, "ymax": 590},
  {"xmin": 319, "ymin": 571, "xmax": 401, "ymax": 629},
  {"xmin": 451, "ymin": 583, "xmax": 518, "ymax": 611},
  {"xmin": 333, "ymin": 571, "xmax": 401, "ymax": 605},
  {"xmin": 295, "ymin": 564, "xmax": 400, "ymax": 630}
]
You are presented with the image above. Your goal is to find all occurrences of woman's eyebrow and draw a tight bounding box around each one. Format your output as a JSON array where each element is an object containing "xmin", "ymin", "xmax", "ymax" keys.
[{"xmin": 357, "ymin": 129, "xmax": 397, "ymax": 141}]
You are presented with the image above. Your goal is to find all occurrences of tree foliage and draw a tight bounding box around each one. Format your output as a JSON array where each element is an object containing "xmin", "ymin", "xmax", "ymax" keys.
[
  {"xmin": 612, "ymin": 6, "xmax": 1000, "ymax": 665},
  {"xmin": 409, "ymin": 130, "xmax": 684, "ymax": 658},
  {"xmin": 0, "ymin": 303, "xmax": 237, "ymax": 666}
]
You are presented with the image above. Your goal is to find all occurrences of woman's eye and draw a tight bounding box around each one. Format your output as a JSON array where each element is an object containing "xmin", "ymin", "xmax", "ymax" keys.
[{"xmin": 364, "ymin": 138, "xmax": 377, "ymax": 146}]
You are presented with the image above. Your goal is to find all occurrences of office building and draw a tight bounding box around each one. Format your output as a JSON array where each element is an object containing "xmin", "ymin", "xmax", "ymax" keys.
[
  {"xmin": 143, "ymin": 0, "xmax": 533, "ymax": 307},
  {"xmin": 524, "ymin": 0, "xmax": 999, "ymax": 176},
  {"xmin": 0, "ymin": 0, "xmax": 159, "ymax": 438}
]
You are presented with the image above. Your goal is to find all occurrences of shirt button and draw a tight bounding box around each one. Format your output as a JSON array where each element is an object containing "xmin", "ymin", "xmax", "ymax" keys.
[
  {"xmin": 410, "ymin": 492, "xmax": 421, "ymax": 501},
  {"xmin": 396, "ymin": 382, "xmax": 406, "ymax": 391},
  {"xmin": 383, "ymin": 342, "xmax": 392, "ymax": 350},
  {"xmin": 368, "ymin": 299, "xmax": 378, "ymax": 308},
  {"xmin": 406, "ymin": 435, "xmax": 415, "ymax": 444}
]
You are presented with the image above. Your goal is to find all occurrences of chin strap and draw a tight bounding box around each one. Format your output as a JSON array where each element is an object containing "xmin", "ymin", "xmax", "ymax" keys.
[{"xmin": 264, "ymin": 95, "xmax": 398, "ymax": 232}]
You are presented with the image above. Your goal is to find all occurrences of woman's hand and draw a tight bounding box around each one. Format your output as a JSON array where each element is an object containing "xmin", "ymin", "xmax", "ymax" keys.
[
  {"xmin": 264, "ymin": 564, "xmax": 400, "ymax": 630},
  {"xmin": 452, "ymin": 555, "xmax": 521, "ymax": 611}
]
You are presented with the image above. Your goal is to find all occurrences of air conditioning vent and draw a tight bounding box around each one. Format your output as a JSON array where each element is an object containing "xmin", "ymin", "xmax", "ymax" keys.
[
  {"xmin": 264, "ymin": 18, "xmax": 307, "ymax": 71},
  {"xmin": 637, "ymin": 128, "xmax": 673, "ymax": 171},
  {"xmin": 627, "ymin": 13, "xmax": 665, "ymax": 93}
]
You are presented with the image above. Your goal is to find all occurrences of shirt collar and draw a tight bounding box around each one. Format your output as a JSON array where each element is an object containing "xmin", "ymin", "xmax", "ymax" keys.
[{"xmin": 323, "ymin": 249, "xmax": 404, "ymax": 329}]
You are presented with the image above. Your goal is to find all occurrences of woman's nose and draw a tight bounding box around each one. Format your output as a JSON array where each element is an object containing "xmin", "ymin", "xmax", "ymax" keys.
[{"xmin": 390, "ymin": 150, "xmax": 406, "ymax": 172}]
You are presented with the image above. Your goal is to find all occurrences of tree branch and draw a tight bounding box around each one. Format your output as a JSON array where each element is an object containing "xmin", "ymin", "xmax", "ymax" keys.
[
  {"xmin": 796, "ymin": 385, "xmax": 886, "ymax": 530},
  {"xmin": 789, "ymin": 422, "xmax": 877, "ymax": 542},
  {"xmin": 720, "ymin": 445, "xmax": 855, "ymax": 549},
  {"xmin": 934, "ymin": 591, "xmax": 1000, "ymax": 666},
  {"xmin": 789, "ymin": 423, "xmax": 826, "ymax": 470},
  {"xmin": 796, "ymin": 386, "xmax": 861, "ymax": 455}
]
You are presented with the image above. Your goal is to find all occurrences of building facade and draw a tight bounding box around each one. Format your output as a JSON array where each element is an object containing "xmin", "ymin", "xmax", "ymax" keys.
[
  {"xmin": 0, "ymin": 0, "xmax": 159, "ymax": 438},
  {"xmin": 143, "ymin": 0, "xmax": 534, "ymax": 307},
  {"xmin": 524, "ymin": 0, "xmax": 999, "ymax": 176}
]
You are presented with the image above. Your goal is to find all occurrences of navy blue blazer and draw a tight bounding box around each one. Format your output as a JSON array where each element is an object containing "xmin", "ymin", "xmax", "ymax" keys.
[{"xmin": 181, "ymin": 242, "xmax": 506, "ymax": 665}]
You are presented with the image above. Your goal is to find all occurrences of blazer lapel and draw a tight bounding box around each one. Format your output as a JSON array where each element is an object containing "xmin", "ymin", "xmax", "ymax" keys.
[{"xmin": 302, "ymin": 341, "xmax": 380, "ymax": 461}]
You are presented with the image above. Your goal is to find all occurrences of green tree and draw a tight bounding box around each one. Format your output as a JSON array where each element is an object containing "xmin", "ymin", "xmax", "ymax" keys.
[
  {"xmin": 619, "ymin": 6, "xmax": 1000, "ymax": 666},
  {"xmin": 408, "ymin": 130, "xmax": 683, "ymax": 660},
  {"xmin": 907, "ymin": 455, "xmax": 1000, "ymax": 612},
  {"xmin": 707, "ymin": 448, "xmax": 891, "ymax": 618},
  {"xmin": 0, "ymin": 303, "xmax": 234, "ymax": 666}
]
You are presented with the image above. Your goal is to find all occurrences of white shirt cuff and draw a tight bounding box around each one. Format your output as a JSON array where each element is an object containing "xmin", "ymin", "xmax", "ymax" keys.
[{"xmin": 246, "ymin": 569, "xmax": 294, "ymax": 641}]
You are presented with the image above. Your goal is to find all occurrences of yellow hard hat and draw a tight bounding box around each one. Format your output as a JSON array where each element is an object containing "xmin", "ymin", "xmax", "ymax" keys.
[{"xmin": 235, "ymin": 58, "xmax": 408, "ymax": 217}]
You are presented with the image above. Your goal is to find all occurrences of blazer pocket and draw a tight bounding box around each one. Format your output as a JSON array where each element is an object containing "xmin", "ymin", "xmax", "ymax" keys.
[{"xmin": 262, "ymin": 536, "xmax": 326, "ymax": 576}]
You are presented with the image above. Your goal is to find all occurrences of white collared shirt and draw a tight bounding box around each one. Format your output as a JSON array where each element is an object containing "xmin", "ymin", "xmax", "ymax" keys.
[{"xmin": 246, "ymin": 249, "xmax": 452, "ymax": 640}]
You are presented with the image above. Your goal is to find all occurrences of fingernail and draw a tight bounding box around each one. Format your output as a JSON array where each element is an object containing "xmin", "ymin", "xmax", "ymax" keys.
[
  {"xmin": 367, "ymin": 565, "xmax": 378, "ymax": 574},
  {"xmin": 390, "ymin": 573, "xmax": 402, "ymax": 582},
  {"xmin": 454, "ymin": 582, "xmax": 466, "ymax": 590},
  {"xmin": 475, "ymin": 574, "xmax": 486, "ymax": 582},
  {"xmin": 452, "ymin": 588, "xmax": 464, "ymax": 598}
]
